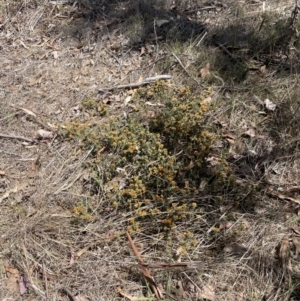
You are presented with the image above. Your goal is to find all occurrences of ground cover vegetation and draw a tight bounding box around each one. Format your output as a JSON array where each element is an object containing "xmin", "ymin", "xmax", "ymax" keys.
[{"xmin": 1, "ymin": 0, "xmax": 300, "ymax": 300}]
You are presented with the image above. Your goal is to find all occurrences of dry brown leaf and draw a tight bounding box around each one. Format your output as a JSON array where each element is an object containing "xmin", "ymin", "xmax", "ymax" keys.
[
  {"xmin": 174, "ymin": 246, "xmax": 183, "ymax": 262},
  {"xmin": 145, "ymin": 102, "xmax": 165, "ymax": 107},
  {"xmin": 110, "ymin": 43, "xmax": 121, "ymax": 51},
  {"xmin": 258, "ymin": 115, "xmax": 271, "ymax": 124},
  {"xmin": 286, "ymin": 186, "xmax": 300, "ymax": 194},
  {"xmin": 176, "ymin": 280, "xmax": 186, "ymax": 298},
  {"xmin": 47, "ymin": 122, "xmax": 57, "ymax": 129},
  {"xmin": 52, "ymin": 51, "xmax": 58, "ymax": 59},
  {"xmin": 291, "ymin": 227, "xmax": 300, "ymax": 235},
  {"xmin": 38, "ymin": 52, "xmax": 48, "ymax": 60},
  {"xmin": 199, "ymin": 284, "xmax": 215, "ymax": 301},
  {"xmin": 219, "ymin": 221, "xmax": 233, "ymax": 230},
  {"xmin": 28, "ymin": 75, "xmax": 42, "ymax": 86},
  {"xmin": 19, "ymin": 107, "xmax": 37, "ymax": 118},
  {"xmin": 199, "ymin": 179, "xmax": 207, "ymax": 191},
  {"xmin": 292, "ymin": 235, "xmax": 300, "ymax": 258},
  {"xmin": 222, "ymin": 131, "xmax": 236, "ymax": 144},
  {"xmin": 224, "ymin": 243, "xmax": 247, "ymax": 256},
  {"xmin": 117, "ymin": 287, "xmax": 154, "ymax": 301},
  {"xmin": 279, "ymin": 235, "xmax": 293, "ymax": 273},
  {"xmin": 124, "ymin": 96, "xmax": 132, "ymax": 106},
  {"xmin": 127, "ymin": 89, "xmax": 138, "ymax": 98},
  {"xmin": 37, "ymin": 129, "xmax": 53, "ymax": 139},
  {"xmin": 102, "ymin": 98, "xmax": 111, "ymax": 104},
  {"xmin": 260, "ymin": 65, "xmax": 267, "ymax": 74},
  {"xmin": 75, "ymin": 238, "xmax": 113, "ymax": 259},
  {"xmin": 117, "ymin": 287, "xmax": 137, "ymax": 300},
  {"xmin": 186, "ymin": 281, "xmax": 195, "ymax": 293},
  {"xmin": 127, "ymin": 104, "xmax": 138, "ymax": 111},
  {"xmin": 213, "ymin": 120, "xmax": 227, "ymax": 128},
  {"xmin": 200, "ymin": 63, "xmax": 210, "ymax": 78},
  {"xmin": 156, "ymin": 19, "xmax": 170, "ymax": 27},
  {"xmin": 264, "ymin": 98, "xmax": 276, "ymax": 111},
  {"xmin": 206, "ymin": 156, "xmax": 220, "ymax": 166},
  {"xmin": 202, "ymin": 96, "xmax": 212, "ymax": 104},
  {"xmin": 180, "ymin": 160, "xmax": 194, "ymax": 172},
  {"xmin": 81, "ymin": 69, "xmax": 89, "ymax": 76},
  {"xmin": 70, "ymin": 249, "xmax": 75, "ymax": 265},
  {"xmin": 140, "ymin": 46, "xmax": 145, "ymax": 56},
  {"xmin": 5, "ymin": 265, "xmax": 20, "ymax": 294},
  {"xmin": 74, "ymin": 295, "xmax": 89, "ymax": 301},
  {"xmin": 19, "ymin": 276, "xmax": 29, "ymax": 295},
  {"xmin": 242, "ymin": 128, "xmax": 255, "ymax": 138},
  {"xmin": 222, "ymin": 131, "xmax": 236, "ymax": 140}
]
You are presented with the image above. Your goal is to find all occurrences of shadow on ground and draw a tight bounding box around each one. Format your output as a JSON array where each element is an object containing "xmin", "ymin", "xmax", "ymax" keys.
[
  {"xmin": 62, "ymin": 0, "xmax": 300, "ymax": 82},
  {"xmin": 55, "ymin": 0, "xmax": 207, "ymax": 46}
]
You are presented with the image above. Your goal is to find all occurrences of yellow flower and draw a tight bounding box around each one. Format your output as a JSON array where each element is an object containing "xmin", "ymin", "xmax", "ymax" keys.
[
  {"xmin": 162, "ymin": 219, "xmax": 172, "ymax": 225},
  {"xmin": 138, "ymin": 210, "xmax": 147, "ymax": 217}
]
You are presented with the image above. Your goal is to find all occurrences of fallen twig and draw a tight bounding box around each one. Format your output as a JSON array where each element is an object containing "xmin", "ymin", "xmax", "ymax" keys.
[
  {"xmin": 140, "ymin": 262, "xmax": 189, "ymax": 269},
  {"xmin": 0, "ymin": 133, "xmax": 34, "ymax": 143},
  {"xmin": 98, "ymin": 75, "xmax": 172, "ymax": 92},
  {"xmin": 126, "ymin": 231, "xmax": 163, "ymax": 300},
  {"xmin": 267, "ymin": 188, "xmax": 300, "ymax": 205},
  {"xmin": 42, "ymin": 261, "xmax": 49, "ymax": 301}
]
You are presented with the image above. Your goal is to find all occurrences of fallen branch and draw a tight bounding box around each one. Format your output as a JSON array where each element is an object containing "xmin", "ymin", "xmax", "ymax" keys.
[
  {"xmin": 126, "ymin": 231, "xmax": 163, "ymax": 300},
  {"xmin": 0, "ymin": 133, "xmax": 34, "ymax": 143},
  {"xmin": 98, "ymin": 75, "xmax": 172, "ymax": 92}
]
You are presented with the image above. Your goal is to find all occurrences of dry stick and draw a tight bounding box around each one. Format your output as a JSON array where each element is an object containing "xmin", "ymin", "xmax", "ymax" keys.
[
  {"xmin": 98, "ymin": 75, "xmax": 172, "ymax": 92},
  {"xmin": 195, "ymin": 30, "xmax": 208, "ymax": 47},
  {"xmin": 42, "ymin": 261, "xmax": 49, "ymax": 301},
  {"xmin": 267, "ymin": 188, "xmax": 300, "ymax": 205},
  {"xmin": 126, "ymin": 231, "xmax": 162, "ymax": 300},
  {"xmin": 0, "ymin": 133, "xmax": 34, "ymax": 143},
  {"xmin": 171, "ymin": 52, "xmax": 199, "ymax": 85},
  {"xmin": 185, "ymin": 6, "xmax": 216, "ymax": 14},
  {"xmin": 141, "ymin": 262, "xmax": 189, "ymax": 269}
]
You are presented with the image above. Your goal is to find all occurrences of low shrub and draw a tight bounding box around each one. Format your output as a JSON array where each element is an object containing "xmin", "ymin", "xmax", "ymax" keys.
[{"xmin": 61, "ymin": 81, "xmax": 229, "ymax": 233}]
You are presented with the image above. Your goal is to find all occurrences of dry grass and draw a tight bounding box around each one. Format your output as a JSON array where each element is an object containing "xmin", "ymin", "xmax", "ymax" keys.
[{"xmin": 1, "ymin": 0, "xmax": 300, "ymax": 300}]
